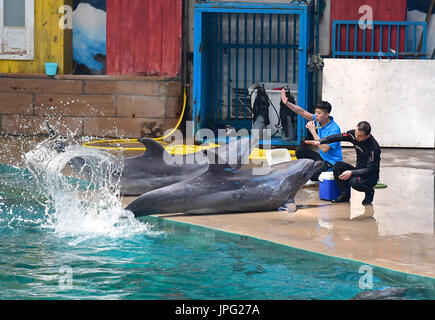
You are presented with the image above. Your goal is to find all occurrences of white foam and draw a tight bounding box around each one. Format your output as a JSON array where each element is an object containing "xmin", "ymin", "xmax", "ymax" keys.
[{"xmin": 24, "ymin": 136, "xmax": 160, "ymax": 242}]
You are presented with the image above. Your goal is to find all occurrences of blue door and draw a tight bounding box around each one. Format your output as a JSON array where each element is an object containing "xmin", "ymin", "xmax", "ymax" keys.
[{"xmin": 193, "ymin": 1, "xmax": 315, "ymax": 146}]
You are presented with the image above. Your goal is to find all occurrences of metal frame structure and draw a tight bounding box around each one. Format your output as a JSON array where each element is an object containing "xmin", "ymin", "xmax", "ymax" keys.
[
  {"xmin": 332, "ymin": 20, "xmax": 428, "ymax": 59},
  {"xmin": 193, "ymin": 1, "xmax": 315, "ymax": 146}
]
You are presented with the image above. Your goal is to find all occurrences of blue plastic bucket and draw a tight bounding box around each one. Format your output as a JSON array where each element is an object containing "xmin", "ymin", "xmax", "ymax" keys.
[
  {"xmin": 319, "ymin": 171, "xmax": 351, "ymax": 201},
  {"xmin": 44, "ymin": 63, "xmax": 58, "ymax": 76},
  {"xmin": 319, "ymin": 179, "xmax": 341, "ymax": 201}
]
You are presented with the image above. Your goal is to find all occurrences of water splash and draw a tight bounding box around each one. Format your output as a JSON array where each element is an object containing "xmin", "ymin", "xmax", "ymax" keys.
[{"xmin": 20, "ymin": 132, "xmax": 157, "ymax": 242}]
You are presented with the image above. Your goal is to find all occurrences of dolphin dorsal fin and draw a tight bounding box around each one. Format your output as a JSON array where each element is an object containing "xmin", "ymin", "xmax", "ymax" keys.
[
  {"xmin": 204, "ymin": 136, "xmax": 259, "ymax": 171},
  {"xmin": 138, "ymin": 138, "xmax": 165, "ymax": 158}
]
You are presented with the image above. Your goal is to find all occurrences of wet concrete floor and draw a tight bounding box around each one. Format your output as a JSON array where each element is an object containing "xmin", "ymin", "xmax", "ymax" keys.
[{"xmin": 123, "ymin": 147, "xmax": 435, "ymax": 278}]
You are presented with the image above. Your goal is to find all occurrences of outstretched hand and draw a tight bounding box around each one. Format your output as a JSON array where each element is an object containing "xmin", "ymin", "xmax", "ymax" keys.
[{"xmin": 305, "ymin": 140, "xmax": 320, "ymax": 146}]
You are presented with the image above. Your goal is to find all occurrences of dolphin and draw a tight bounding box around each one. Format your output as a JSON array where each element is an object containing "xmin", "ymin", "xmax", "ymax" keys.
[
  {"xmin": 350, "ymin": 287, "xmax": 408, "ymax": 300},
  {"xmin": 29, "ymin": 123, "xmax": 212, "ymax": 196},
  {"xmin": 125, "ymin": 139, "xmax": 323, "ymax": 216},
  {"xmin": 68, "ymin": 138, "xmax": 211, "ymax": 196},
  {"xmin": 35, "ymin": 123, "xmax": 260, "ymax": 196}
]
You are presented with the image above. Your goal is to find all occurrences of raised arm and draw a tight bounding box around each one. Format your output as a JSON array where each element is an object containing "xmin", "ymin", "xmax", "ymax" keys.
[
  {"xmin": 305, "ymin": 131, "xmax": 355, "ymax": 146},
  {"xmin": 281, "ymin": 89, "xmax": 312, "ymax": 121}
]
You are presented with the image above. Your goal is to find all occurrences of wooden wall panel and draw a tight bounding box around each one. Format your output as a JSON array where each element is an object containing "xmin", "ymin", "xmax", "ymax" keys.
[
  {"xmin": 106, "ymin": 0, "xmax": 182, "ymax": 76},
  {"xmin": 0, "ymin": 0, "xmax": 72, "ymax": 74}
]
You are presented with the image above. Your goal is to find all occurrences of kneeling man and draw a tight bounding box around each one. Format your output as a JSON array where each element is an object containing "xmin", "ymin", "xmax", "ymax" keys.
[{"xmin": 306, "ymin": 121, "xmax": 381, "ymax": 205}]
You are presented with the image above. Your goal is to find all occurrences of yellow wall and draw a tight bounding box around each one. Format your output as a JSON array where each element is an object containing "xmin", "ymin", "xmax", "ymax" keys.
[{"xmin": 0, "ymin": 0, "xmax": 72, "ymax": 74}]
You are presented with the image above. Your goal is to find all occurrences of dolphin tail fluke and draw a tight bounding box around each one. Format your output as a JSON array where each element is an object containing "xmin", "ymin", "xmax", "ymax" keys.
[
  {"xmin": 125, "ymin": 192, "xmax": 169, "ymax": 217},
  {"xmin": 125, "ymin": 203, "xmax": 156, "ymax": 217}
]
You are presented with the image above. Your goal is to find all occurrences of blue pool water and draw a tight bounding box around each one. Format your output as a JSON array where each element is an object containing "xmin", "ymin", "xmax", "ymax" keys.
[{"xmin": 0, "ymin": 163, "xmax": 434, "ymax": 300}]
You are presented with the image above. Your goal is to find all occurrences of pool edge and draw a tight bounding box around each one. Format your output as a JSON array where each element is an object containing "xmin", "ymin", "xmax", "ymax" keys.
[{"xmin": 150, "ymin": 215, "xmax": 435, "ymax": 283}]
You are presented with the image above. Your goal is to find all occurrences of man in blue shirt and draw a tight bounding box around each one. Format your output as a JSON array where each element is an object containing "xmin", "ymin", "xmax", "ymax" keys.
[{"xmin": 281, "ymin": 89, "xmax": 343, "ymax": 181}]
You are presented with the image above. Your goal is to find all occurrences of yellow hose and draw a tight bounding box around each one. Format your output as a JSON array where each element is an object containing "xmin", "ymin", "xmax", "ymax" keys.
[
  {"xmin": 83, "ymin": 86, "xmax": 188, "ymax": 151},
  {"xmin": 83, "ymin": 138, "xmax": 295, "ymax": 160},
  {"xmin": 82, "ymin": 86, "xmax": 296, "ymax": 160},
  {"xmin": 154, "ymin": 87, "xmax": 188, "ymax": 141}
]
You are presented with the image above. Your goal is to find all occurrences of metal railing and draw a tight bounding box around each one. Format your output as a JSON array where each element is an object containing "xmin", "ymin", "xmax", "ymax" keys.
[
  {"xmin": 332, "ymin": 20, "xmax": 428, "ymax": 59},
  {"xmin": 209, "ymin": 13, "xmax": 301, "ymax": 123}
]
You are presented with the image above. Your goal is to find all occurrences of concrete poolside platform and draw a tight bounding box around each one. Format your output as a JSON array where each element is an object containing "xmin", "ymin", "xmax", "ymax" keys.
[
  {"xmin": 0, "ymin": 136, "xmax": 433, "ymax": 278},
  {"xmin": 123, "ymin": 147, "xmax": 435, "ymax": 278}
]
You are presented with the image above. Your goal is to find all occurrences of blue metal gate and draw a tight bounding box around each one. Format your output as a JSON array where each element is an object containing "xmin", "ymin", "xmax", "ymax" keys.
[{"xmin": 193, "ymin": 1, "xmax": 315, "ymax": 146}]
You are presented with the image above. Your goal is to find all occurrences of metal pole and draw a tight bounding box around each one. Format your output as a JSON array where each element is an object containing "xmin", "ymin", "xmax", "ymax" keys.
[{"xmin": 314, "ymin": 0, "xmax": 320, "ymax": 103}]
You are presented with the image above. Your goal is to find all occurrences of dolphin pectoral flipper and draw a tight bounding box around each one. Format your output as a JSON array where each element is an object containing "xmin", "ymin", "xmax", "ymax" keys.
[
  {"xmin": 137, "ymin": 138, "xmax": 166, "ymax": 158},
  {"xmin": 281, "ymin": 198, "xmax": 297, "ymax": 213}
]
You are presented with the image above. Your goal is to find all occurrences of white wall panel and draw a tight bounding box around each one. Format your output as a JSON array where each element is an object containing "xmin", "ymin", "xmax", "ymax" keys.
[{"xmin": 322, "ymin": 59, "xmax": 435, "ymax": 148}]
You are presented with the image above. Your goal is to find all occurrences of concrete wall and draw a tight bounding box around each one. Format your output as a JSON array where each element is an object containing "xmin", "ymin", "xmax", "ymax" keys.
[
  {"xmin": 322, "ymin": 58, "xmax": 435, "ymax": 148},
  {"xmin": 0, "ymin": 74, "xmax": 182, "ymax": 138}
]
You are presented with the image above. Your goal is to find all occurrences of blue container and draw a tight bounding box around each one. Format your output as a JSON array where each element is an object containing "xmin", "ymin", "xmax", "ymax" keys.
[
  {"xmin": 44, "ymin": 63, "xmax": 58, "ymax": 76},
  {"xmin": 319, "ymin": 172, "xmax": 351, "ymax": 201}
]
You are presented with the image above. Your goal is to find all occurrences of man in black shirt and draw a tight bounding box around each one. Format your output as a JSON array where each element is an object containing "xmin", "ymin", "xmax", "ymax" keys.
[{"xmin": 305, "ymin": 121, "xmax": 381, "ymax": 205}]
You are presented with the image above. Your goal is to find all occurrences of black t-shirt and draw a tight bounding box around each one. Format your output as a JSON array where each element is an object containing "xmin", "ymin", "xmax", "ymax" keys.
[{"xmin": 319, "ymin": 130, "xmax": 381, "ymax": 180}]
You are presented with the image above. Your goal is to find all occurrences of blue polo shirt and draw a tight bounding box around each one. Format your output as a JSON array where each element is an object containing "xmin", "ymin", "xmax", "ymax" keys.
[{"xmin": 313, "ymin": 115, "xmax": 342, "ymax": 166}]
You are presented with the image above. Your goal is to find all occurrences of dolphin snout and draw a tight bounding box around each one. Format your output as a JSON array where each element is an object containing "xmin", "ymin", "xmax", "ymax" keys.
[
  {"xmin": 310, "ymin": 160, "xmax": 324, "ymax": 178},
  {"xmin": 294, "ymin": 159, "xmax": 324, "ymax": 181},
  {"xmin": 299, "ymin": 160, "xmax": 324, "ymax": 181},
  {"xmin": 313, "ymin": 160, "xmax": 324, "ymax": 171}
]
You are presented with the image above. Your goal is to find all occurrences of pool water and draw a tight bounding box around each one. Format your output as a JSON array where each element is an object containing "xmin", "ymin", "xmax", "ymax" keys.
[{"xmin": 0, "ymin": 163, "xmax": 434, "ymax": 300}]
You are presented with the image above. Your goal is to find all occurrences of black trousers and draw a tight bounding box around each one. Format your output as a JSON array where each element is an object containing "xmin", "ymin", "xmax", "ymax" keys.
[
  {"xmin": 295, "ymin": 146, "xmax": 332, "ymax": 181},
  {"xmin": 332, "ymin": 161, "xmax": 377, "ymax": 196}
]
